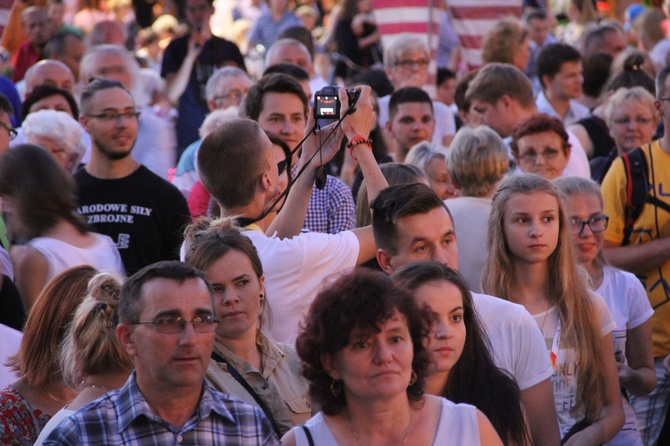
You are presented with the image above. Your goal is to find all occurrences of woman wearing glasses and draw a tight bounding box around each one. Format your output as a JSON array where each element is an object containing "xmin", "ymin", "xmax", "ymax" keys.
[
  {"xmin": 555, "ymin": 176, "xmax": 655, "ymax": 446},
  {"xmin": 510, "ymin": 114, "xmax": 571, "ymax": 180},
  {"xmin": 183, "ymin": 218, "xmax": 310, "ymax": 437},
  {"xmin": 605, "ymin": 87, "xmax": 658, "ymax": 159}
]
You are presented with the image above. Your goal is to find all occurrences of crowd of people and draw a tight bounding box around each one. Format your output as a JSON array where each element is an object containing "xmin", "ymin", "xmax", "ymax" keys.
[{"xmin": 0, "ymin": 0, "xmax": 670, "ymax": 444}]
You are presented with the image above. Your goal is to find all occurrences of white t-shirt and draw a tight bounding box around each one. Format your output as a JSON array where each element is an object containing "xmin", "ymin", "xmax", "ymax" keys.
[
  {"xmin": 596, "ymin": 266, "xmax": 653, "ymax": 446},
  {"xmin": 446, "ymin": 197, "xmax": 491, "ymax": 293},
  {"xmin": 472, "ymin": 292, "xmax": 554, "ymax": 391},
  {"xmin": 243, "ymin": 228, "xmax": 360, "ymax": 344},
  {"xmin": 377, "ymin": 94, "xmax": 456, "ymax": 145},
  {"xmin": 532, "ymin": 292, "xmax": 616, "ymax": 438}
]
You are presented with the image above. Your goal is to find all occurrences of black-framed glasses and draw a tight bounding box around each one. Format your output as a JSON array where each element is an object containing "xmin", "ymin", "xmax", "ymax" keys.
[
  {"xmin": 0, "ymin": 121, "xmax": 17, "ymax": 140},
  {"xmin": 277, "ymin": 159, "xmax": 288, "ymax": 176},
  {"xmin": 394, "ymin": 58, "xmax": 429, "ymax": 69},
  {"xmin": 131, "ymin": 315, "xmax": 219, "ymax": 334},
  {"xmin": 569, "ymin": 215, "xmax": 609, "ymax": 234},
  {"xmin": 658, "ymin": 97, "xmax": 670, "ymax": 102},
  {"xmin": 86, "ymin": 110, "xmax": 141, "ymax": 122}
]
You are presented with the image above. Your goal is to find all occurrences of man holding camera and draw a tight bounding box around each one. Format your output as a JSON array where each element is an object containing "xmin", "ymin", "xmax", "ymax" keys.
[
  {"xmin": 243, "ymin": 73, "xmax": 356, "ymax": 234},
  {"xmin": 196, "ymin": 85, "xmax": 386, "ymax": 344}
]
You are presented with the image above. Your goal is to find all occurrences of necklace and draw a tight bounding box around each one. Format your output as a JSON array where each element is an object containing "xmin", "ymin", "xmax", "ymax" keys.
[
  {"xmin": 347, "ymin": 407, "xmax": 413, "ymax": 445},
  {"xmin": 46, "ymin": 390, "xmax": 68, "ymax": 406},
  {"xmin": 81, "ymin": 381, "xmax": 113, "ymax": 391}
]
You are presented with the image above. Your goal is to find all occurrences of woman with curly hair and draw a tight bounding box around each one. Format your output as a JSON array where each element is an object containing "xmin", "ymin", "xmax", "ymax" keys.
[{"xmin": 283, "ymin": 268, "xmax": 502, "ymax": 445}]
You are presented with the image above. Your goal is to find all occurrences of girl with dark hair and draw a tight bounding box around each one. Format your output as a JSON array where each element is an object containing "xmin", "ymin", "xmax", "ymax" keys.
[
  {"xmin": 0, "ymin": 145, "xmax": 124, "ymax": 310},
  {"xmin": 282, "ymin": 268, "xmax": 502, "ymax": 445},
  {"xmin": 393, "ymin": 261, "xmax": 530, "ymax": 446}
]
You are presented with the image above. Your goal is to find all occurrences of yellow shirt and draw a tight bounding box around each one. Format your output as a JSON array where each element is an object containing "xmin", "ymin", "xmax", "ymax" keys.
[{"xmin": 602, "ymin": 140, "xmax": 670, "ymax": 356}]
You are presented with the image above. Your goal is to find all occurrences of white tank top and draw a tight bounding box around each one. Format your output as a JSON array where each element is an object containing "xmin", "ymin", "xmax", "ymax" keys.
[{"xmin": 293, "ymin": 398, "xmax": 480, "ymax": 445}]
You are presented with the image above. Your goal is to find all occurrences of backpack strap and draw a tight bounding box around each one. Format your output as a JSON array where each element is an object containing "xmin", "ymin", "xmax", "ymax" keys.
[{"xmin": 621, "ymin": 144, "xmax": 670, "ymax": 246}]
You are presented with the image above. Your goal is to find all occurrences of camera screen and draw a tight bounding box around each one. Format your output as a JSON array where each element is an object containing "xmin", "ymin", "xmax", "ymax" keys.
[{"xmin": 316, "ymin": 95, "xmax": 338, "ymax": 116}]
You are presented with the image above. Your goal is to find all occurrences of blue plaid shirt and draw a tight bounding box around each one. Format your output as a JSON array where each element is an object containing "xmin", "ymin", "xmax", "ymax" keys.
[
  {"xmin": 292, "ymin": 163, "xmax": 355, "ymax": 234},
  {"xmin": 43, "ymin": 373, "xmax": 280, "ymax": 445}
]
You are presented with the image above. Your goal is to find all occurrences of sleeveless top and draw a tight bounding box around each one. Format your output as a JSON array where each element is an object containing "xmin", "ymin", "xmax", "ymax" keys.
[
  {"xmin": 574, "ymin": 115, "xmax": 615, "ymax": 159},
  {"xmin": 27, "ymin": 234, "xmax": 125, "ymax": 280},
  {"xmin": 292, "ymin": 398, "xmax": 480, "ymax": 445}
]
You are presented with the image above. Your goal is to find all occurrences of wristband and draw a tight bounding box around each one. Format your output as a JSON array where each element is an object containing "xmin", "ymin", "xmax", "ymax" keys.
[{"xmin": 346, "ymin": 136, "xmax": 372, "ymax": 160}]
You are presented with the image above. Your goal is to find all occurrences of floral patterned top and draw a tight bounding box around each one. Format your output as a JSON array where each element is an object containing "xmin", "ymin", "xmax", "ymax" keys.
[{"xmin": 0, "ymin": 385, "xmax": 51, "ymax": 445}]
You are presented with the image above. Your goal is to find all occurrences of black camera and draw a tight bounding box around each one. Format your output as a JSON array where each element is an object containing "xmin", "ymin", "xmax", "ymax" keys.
[{"xmin": 314, "ymin": 86, "xmax": 360, "ymax": 120}]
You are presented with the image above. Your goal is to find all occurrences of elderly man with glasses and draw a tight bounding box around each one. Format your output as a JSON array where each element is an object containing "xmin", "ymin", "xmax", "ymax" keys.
[{"xmin": 43, "ymin": 261, "xmax": 279, "ymax": 445}]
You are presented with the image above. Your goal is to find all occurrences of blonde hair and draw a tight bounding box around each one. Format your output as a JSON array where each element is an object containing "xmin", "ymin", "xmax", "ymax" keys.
[
  {"xmin": 605, "ymin": 86, "xmax": 658, "ymax": 128},
  {"xmin": 61, "ymin": 271, "xmax": 133, "ymax": 387},
  {"xmin": 553, "ymin": 175, "xmax": 608, "ymax": 270},
  {"xmin": 482, "ymin": 174, "xmax": 607, "ymax": 423},
  {"xmin": 448, "ymin": 126, "xmax": 509, "ymax": 197},
  {"xmin": 482, "ymin": 18, "xmax": 527, "ymax": 66}
]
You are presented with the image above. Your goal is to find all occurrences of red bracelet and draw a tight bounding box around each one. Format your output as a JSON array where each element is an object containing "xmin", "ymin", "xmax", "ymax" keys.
[{"xmin": 346, "ymin": 135, "xmax": 372, "ymax": 160}]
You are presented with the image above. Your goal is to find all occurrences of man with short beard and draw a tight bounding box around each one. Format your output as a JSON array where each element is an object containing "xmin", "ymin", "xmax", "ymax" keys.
[{"xmin": 74, "ymin": 79, "xmax": 190, "ymax": 275}]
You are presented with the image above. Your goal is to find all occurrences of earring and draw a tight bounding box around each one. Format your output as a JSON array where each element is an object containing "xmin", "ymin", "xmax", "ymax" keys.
[
  {"xmin": 330, "ymin": 379, "xmax": 342, "ymax": 397},
  {"xmin": 408, "ymin": 370, "xmax": 417, "ymax": 386},
  {"xmin": 259, "ymin": 293, "xmax": 264, "ymax": 300}
]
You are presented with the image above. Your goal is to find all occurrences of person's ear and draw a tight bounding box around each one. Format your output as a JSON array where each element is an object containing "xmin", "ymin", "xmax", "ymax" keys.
[
  {"xmin": 321, "ymin": 353, "xmax": 341, "ymax": 380},
  {"xmin": 377, "ymin": 248, "xmax": 395, "ymax": 274},
  {"xmin": 116, "ymin": 323, "xmax": 138, "ymax": 358}
]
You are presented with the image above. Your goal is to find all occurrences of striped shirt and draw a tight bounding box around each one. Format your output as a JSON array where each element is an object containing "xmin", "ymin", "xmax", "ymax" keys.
[{"xmin": 43, "ymin": 374, "xmax": 280, "ymax": 445}]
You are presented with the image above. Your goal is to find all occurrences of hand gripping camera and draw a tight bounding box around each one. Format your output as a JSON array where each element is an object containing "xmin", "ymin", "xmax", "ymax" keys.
[{"xmin": 313, "ymin": 86, "xmax": 360, "ymax": 120}]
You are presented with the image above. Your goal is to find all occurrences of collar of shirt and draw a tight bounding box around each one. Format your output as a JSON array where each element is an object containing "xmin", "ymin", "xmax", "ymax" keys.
[
  {"xmin": 214, "ymin": 332, "xmax": 286, "ymax": 376},
  {"xmin": 116, "ymin": 373, "xmax": 237, "ymax": 433}
]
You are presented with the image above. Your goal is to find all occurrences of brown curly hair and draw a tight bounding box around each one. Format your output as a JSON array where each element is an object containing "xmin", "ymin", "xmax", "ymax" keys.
[{"xmin": 296, "ymin": 268, "xmax": 432, "ymax": 415}]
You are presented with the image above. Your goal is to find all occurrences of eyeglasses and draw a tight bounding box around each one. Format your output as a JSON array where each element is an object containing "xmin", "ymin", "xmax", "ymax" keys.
[
  {"xmin": 131, "ymin": 315, "xmax": 219, "ymax": 334},
  {"xmin": 611, "ymin": 117, "xmax": 654, "ymax": 126},
  {"xmin": 277, "ymin": 159, "xmax": 288, "ymax": 175},
  {"xmin": 658, "ymin": 96, "xmax": 670, "ymax": 102},
  {"xmin": 569, "ymin": 215, "xmax": 609, "ymax": 234},
  {"xmin": 86, "ymin": 110, "xmax": 141, "ymax": 122},
  {"xmin": 394, "ymin": 59, "xmax": 430, "ymax": 69},
  {"xmin": 213, "ymin": 91, "xmax": 245, "ymax": 106},
  {"xmin": 0, "ymin": 121, "xmax": 17, "ymax": 141},
  {"xmin": 518, "ymin": 148, "xmax": 562, "ymax": 162}
]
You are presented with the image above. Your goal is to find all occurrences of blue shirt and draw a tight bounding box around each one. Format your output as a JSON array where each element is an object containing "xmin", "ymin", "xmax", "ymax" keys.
[
  {"xmin": 248, "ymin": 12, "xmax": 303, "ymax": 49},
  {"xmin": 43, "ymin": 373, "xmax": 280, "ymax": 445}
]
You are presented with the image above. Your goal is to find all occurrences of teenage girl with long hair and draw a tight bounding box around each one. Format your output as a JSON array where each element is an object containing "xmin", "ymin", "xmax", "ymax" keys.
[
  {"xmin": 555, "ymin": 176, "xmax": 655, "ymax": 446},
  {"xmin": 482, "ymin": 174, "xmax": 624, "ymax": 445},
  {"xmin": 394, "ymin": 261, "xmax": 530, "ymax": 446}
]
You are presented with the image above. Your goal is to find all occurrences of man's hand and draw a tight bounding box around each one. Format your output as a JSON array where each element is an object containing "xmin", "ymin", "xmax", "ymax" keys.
[
  {"xmin": 298, "ymin": 85, "xmax": 375, "ymax": 169},
  {"xmin": 188, "ymin": 23, "xmax": 211, "ymax": 55}
]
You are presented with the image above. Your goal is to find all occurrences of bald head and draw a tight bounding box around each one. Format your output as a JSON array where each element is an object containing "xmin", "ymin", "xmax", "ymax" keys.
[
  {"xmin": 265, "ymin": 38, "xmax": 313, "ymax": 76},
  {"xmin": 24, "ymin": 60, "xmax": 74, "ymax": 95}
]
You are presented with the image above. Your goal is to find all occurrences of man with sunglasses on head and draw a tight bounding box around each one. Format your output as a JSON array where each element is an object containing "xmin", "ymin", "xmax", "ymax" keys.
[
  {"xmin": 44, "ymin": 261, "xmax": 279, "ymax": 445},
  {"xmin": 74, "ymin": 80, "xmax": 190, "ymax": 276}
]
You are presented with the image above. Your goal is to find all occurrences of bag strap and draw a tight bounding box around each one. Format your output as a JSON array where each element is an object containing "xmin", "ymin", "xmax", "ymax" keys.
[
  {"xmin": 211, "ymin": 351, "xmax": 283, "ymax": 438},
  {"xmin": 301, "ymin": 425, "xmax": 315, "ymax": 446},
  {"xmin": 621, "ymin": 145, "xmax": 670, "ymax": 246},
  {"xmin": 621, "ymin": 147, "xmax": 648, "ymax": 246}
]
